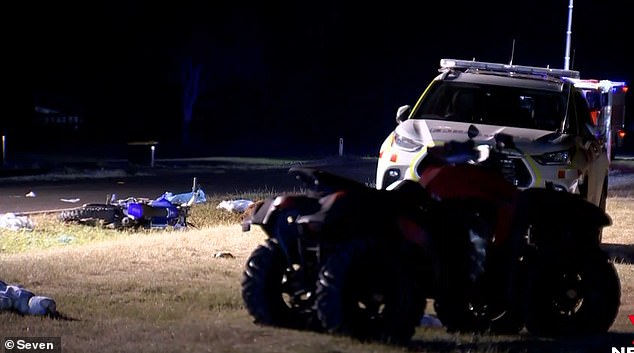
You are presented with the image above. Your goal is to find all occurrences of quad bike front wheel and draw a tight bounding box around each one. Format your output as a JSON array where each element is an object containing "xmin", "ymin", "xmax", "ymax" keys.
[
  {"xmin": 241, "ymin": 239, "xmax": 319, "ymax": 331},
  {"xmin": 315, "ymin": 240, "xmax": 426, "ymax": 345},
  {"xmin": 524, "ymin": 250, "xmax": 621, "ymax": 336}
]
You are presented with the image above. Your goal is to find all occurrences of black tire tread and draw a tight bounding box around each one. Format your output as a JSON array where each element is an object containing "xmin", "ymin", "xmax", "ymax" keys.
[
  {"xmin": 525, "ymin": 250, "xmax": 621, "ymax": 336},
  {"xmin": 58, "ymin": 204, "xmax": 119, "ymax": 224},
  {"xmin": 316, "ymin": 240, "xmax": 425, "ymax": 344},
  {"xmin": 241, "ymin": 239, "xmax": 314, "ymax": 330}
]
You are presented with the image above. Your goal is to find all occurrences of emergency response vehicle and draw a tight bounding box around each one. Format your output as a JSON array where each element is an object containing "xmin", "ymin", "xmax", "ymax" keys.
[
  {"xmin": 376, "ymin": 58, "xmax": 614, "ymax": 210},
  {"xmin": 570, "ymin": 79, "xmax": 628, "ymax": 160}
]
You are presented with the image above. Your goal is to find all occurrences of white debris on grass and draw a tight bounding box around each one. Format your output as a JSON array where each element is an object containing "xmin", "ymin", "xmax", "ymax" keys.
[
  {"xmin": 213, "ymin": 251, "xmax": 235, "ymax": 258},
  {"xmin": 57, "ymin": 234, "xmax": 76, "ymax": 243},
  {"xmin": 163, "ymin": 189, "xmax": 207, "ymax": 205},
  {"xmin": 217, "ymin": 199, "xmax": 254, "ymax": 213},
  {"xmin": 0, "ymin": 213, "xmax": 34, "ymax": 231}
]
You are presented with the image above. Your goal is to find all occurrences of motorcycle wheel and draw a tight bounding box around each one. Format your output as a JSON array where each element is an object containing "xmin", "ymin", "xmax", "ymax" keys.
[
  {"xmin": 315, "ymin": 240, "xmax": 425, "ymax": 345},
  {"xmin": 524, "ymin": 250, "xmax": 621, "ymax": 336},
  {"xmin": 241, "ymin": 239, "xmax": 318, "ymax": 331},
  {"xmin": 58, "ymin": 204, "xmax": 120, "ymax": 226}
]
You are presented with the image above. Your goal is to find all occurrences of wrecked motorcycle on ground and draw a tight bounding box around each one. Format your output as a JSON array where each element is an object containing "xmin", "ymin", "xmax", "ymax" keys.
[
  {"xmin": 241, "ymin": 167, "xmax": 433, "ymax": 343},
  {"xmin": 58, "ymin": 178, "xmax": 203, "ymax": 230}
]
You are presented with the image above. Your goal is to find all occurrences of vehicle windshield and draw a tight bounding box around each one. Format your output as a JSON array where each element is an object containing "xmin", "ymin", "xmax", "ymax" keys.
[{"xmin": 411, "ymin": 81, "xmax": 567, "ymax": 131}]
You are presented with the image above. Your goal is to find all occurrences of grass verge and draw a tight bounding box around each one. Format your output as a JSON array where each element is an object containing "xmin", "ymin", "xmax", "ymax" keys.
[{"xmin": 0, "ymin": 193, "xmax": 632, "ymax": 353}]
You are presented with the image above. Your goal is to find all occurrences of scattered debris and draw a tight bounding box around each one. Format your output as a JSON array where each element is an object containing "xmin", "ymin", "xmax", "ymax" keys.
[
  {"xmin": 57, "ymin": 234, "xmax": 76, "ymax": 243},
  {"xmin": 25, "ymin": 191, "xmax": 36, "ymax": 197},
  {"xmin": 60, "ymin": 198, "xmax": 81, "ymax": 203},
  {"xmin": 0, "ymin": 280, "xmax": 58, "ymax": 316},
  {"xmin": 0, "ymin": 213, "xmax": 34, "ymax": 231},
  {"xmin": 217, "ymin": 199, "xmax": 254, "ymax": 213},
  {"xmin": 214, "ymin": 251, "xmax": 235, "ymax": 259},
  {"xmin": 163, "ymin": 189, "xmax": 207, "ymax": 204}
]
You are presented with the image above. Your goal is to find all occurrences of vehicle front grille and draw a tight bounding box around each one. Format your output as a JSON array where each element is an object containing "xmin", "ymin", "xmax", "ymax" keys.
[{"xmin": 497, "ymin": 156, "xmax": 531, "ymax": 188}]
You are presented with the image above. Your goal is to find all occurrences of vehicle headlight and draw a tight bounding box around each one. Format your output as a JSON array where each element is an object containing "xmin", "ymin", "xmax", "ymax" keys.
[
  {"xmin": 532, "ymin": 149, "xmax": 573, "ymax": 165},
  {"xmin": 393, "ymin": 133, "xmax": 423, "ymax": 152}
]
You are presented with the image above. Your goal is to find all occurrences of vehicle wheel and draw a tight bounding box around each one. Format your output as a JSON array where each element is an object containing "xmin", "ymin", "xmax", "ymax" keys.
[
  {"xmin": 430, "ymin": 206, "xmax": 525, "ymax": 334},
  {"xmin": 524, "ymin": 250, "xmax": 621, "ymax": 336},
  {"xmin": 315, "ymin": 240, "xmax": 425, "ymax": 345},
  {"xmin": 433, "ymin": 293, "xmax": 523, "ymax": 334},
  {"xmin": 241, "ymin": 239, "xmax": 318, "ymax": 331},
  {"xmin": 58, "ymin": 204, "xmax": 120, "ymax": 225}
]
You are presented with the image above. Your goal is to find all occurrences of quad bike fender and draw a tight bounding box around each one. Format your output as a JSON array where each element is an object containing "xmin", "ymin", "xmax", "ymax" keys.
[
  {"xmin": 518, "ymin": 188, "xmax": 611, "ymax": 229},
  {"xmin": 241, "ymin": 195, "xmax": 322, "ymax": 232},
  {"xmin": 397, "ymin": 216, "xmax": 432, "ymax": 249},
  {"xmin": 295, "ymin": 191, "xmax": 347, "ymax": 231},
  {"xmin": 420, "ymin": 164, "xmax": 520, "ymax": 204},
  {"xmin": 241, "ymin": 198, "xmax": 275, "ymax": 231},
  {"xmin": 516, "ymin": 187, "xmax": 611, "ymax": 247}
]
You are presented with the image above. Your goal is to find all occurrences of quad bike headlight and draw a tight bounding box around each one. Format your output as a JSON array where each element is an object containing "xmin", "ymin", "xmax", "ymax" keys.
[
  {"xmin": 533, "ymin": 149, "xmax": 574, "ymax": 166},
  {"xmin": 393, "ymin": 133, "xmax": 423, "ymax": 152}
]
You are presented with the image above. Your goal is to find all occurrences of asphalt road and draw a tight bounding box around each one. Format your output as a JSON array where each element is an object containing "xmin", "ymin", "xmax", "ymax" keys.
[
  {"xmin": 1, "ymin": 156, "xmax": 632, "ymax": 263},
  {"xmin": 1, "ymin": 157, "xmax": 633, "ymax": 215},
  {"xmin": 0, "ymin": 158, "xmax": 379, "ymax": 214}
]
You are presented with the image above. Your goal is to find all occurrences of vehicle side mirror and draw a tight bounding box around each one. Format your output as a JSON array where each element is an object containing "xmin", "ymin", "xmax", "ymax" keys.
[{"xmin": 395, "ymin": 105, "xmax": 411, "ymax": 124}]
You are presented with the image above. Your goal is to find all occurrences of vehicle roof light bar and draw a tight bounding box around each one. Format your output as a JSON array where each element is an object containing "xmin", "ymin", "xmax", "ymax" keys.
[
  {"xmin": 440, "ymin": 58, "xmax": 581, "ymax": 79},
  {"xmin": 569, "ymin": 78, "xmax": 627, "ymax": 92}
]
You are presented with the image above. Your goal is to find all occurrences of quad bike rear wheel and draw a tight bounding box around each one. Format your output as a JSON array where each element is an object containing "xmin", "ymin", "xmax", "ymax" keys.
[
  {"xmin": 524, "ymin": 249, "xmax": 621, "ymax": 336},
  {"xmin": 58, "ymin": 204, "xmax": 121, "ymax": 226},
  {"xmin": 315, "ymin": 240, "xmax": 426, "ymax": 345},
  {"xmin": 241, "ymin": 239, "xmax": 319, "ymax": 331}
]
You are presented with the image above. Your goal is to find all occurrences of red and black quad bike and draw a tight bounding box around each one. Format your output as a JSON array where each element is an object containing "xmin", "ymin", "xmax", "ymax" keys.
[
  {"xmin": 414, "ymin": 126, "xmax": 621, "ymax": 336},
  {"xmin": 241, "ymin": 167, "xmax": 435, "ymax": 343}
]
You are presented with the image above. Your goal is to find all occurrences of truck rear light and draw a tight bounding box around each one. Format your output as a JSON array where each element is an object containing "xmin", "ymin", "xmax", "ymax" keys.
[{"xmin": 618, "ymin": 129, "xmax": 626, "ymax": 139}]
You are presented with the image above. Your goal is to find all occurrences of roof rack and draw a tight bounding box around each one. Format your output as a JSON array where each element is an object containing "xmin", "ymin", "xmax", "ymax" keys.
[{"xmin": 439, "ymin": 58, "xmax": 580, "ymax": 79}]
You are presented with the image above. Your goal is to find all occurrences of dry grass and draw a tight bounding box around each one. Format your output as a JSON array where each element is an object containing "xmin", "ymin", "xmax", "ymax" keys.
[
  {"xmin": 0, "ymin": 226, "xmax": 395, "ymax": 353},
  {"xmin": 604, "ymin": 197, "xmax": 634, "ymax": 245},
  {"xmin": 0, "ymin": 195, "xmax": 632, "ymax": 353}
]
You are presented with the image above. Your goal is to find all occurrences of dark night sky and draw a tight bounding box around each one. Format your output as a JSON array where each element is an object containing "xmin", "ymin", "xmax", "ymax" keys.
[{"xmin": 4, "ymin": 1, "xmax": 633, "ymax": 158}]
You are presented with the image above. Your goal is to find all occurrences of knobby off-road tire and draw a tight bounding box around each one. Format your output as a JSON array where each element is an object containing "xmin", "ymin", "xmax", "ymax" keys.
[
  {"xmin": 241, "ymin": 239, "xmax": 318, "ymax": 331},
  {"xmin": 315, "ymin": 240, "xmax": 426, "ymax": 345},
  {"xmin": 524, "ymin": 249, "xmax": 621, "ymax": 336},
  {"xmin": 432, "ymin": 247, "xmax": 526, "ymax": 335},
  {"xmin": 58, "ymin": 204, "xmax": 120, "ymax": 225}
]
